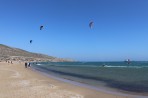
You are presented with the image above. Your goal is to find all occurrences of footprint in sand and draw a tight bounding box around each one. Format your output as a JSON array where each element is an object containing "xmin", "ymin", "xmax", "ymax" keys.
[
  {"xmin": 48, "ymin": 90, "xmax": 84, "ymax": 98},
  {"xmin": 19, "ymin": 80, "xmax": 30, "ymax": 87},
  {"xmin": 0, "ymin": 69, "xmax": 21, "ymax": 78},
  {"xmin": 11, "ymin": 71, "xmax": 21, "ymax": 78},
  {"xmin": 10, "ymin": 80, "xmax": 30, "ymax": 88},
  {"xmin": 33, "ymin": 79, "xmax": 58, "ymax": 89}
]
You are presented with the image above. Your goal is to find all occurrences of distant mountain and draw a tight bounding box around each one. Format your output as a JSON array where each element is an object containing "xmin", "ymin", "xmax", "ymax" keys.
[{"xmin": 0, "ymin": 44, "xmax": 72, "ymax": 62}]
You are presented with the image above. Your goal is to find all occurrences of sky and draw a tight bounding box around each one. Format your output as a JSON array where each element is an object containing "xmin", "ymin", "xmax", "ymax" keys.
[{"xmin": 0, "ymin": 0, "xmax": 148, "ymax": 61}]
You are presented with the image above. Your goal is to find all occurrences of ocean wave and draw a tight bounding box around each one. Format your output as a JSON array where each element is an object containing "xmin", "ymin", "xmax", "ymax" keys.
[
  {"xmin": 103, "ymin": 65, "xmax": 147, "ymax": 68},
  {"xmin": 36, "ymin": 64, "xmax": 42, "ymax": 65}
]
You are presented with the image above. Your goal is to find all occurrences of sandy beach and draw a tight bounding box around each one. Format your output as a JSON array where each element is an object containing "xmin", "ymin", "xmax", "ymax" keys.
[{"xmin": 0, "ymin": 61, "xmax": 139, "ymax": 98}]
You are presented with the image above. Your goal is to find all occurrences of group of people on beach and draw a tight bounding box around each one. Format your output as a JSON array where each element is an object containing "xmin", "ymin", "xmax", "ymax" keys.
[
  {"xmin": 6, "ymin": 60, "xmax": 13, "ymax": 64},
  {"xmin": 25, "ymin": 62, "xmax": 31, "ymax": 68}
]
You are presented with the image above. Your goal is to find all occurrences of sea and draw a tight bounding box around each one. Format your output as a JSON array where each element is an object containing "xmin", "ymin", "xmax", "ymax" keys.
[{"xmin": 31, "ymin": 61, "xmax": 148, "ymax": 96}]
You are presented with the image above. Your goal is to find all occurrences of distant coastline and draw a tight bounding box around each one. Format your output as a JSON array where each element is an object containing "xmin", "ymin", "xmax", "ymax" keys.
[{"xmin": 0, "ymin": 44, "xmax": 73, "ymax": 62}]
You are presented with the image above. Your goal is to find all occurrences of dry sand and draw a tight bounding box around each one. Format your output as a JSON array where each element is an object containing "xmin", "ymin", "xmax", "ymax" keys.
[{"xmin": 0, "ymin": 61, "xmax": 140, "ymax": 98}]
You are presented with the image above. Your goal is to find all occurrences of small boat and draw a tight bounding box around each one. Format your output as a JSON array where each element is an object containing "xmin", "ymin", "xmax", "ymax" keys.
[{"xmin": 125, "ymin": 59, "xmax": 131, "ymax": 64}]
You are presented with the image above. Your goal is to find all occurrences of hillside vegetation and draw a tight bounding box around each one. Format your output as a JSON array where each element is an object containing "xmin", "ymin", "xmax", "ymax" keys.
[{"xmin": 0, "ymin": 44, "xmax": 72, "ymax": 62}]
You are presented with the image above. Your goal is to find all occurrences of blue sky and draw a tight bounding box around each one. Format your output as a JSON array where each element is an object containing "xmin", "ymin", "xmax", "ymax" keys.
[{"xmin": 0, "ymin": 0, "xmax": 148, "ymax": 61}]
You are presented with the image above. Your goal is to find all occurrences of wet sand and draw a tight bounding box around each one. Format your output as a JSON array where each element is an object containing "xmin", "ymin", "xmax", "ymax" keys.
[{"xmin": 0, "ymin": 61, "xmax": 142, "ymax": 98}]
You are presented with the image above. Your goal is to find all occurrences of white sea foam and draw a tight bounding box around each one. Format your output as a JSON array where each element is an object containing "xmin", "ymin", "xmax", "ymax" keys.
[
  {"xmin": 37, "ymin": 64, "xmax": 42, "ymax": 65},
  {"xmin": 103, "ymin": 65, "xmax": 146, "ymax": 68}
]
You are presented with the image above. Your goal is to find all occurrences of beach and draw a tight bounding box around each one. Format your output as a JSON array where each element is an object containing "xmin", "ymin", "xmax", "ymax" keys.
[{"xmin": 0, "ymin": 61, "xmax": 141, "ymax": 98}]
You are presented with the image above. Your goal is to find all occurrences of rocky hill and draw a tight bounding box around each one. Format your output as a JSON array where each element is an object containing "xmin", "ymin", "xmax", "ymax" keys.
[{"xmin": 0, "ymin": 44, "xmax": 72, "ymax": 62}]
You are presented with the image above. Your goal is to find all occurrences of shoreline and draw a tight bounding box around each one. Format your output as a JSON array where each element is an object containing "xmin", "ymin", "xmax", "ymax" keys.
[
  {"xmin": 31, "ymin": 65, "xmax": 148, "ymax": 98},
  {"xmin": 0, "ymin": 61, "xmax": 147, "ymax": 98}
]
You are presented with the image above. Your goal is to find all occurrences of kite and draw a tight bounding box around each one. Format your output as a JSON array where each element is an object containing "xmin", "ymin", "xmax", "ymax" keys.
[
  {"xmin": 30, "ymin": 40, "xmax": 32, "ymax": 44},
  {"xmin": 40, "ymin": 26, "xmax": 43, "ymax": 30},
  {"xmin": 89, "ymin": 21, "xmax": 94, "ymax": 29}
]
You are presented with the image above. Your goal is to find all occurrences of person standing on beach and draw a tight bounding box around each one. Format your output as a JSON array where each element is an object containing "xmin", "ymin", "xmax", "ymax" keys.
[
  {"xmin": 28, "ymin": 62, "xmax": 31, "ymax": 67},
  {"xmin": 25, "ymin": 62, "xmax": 27, "ymax": 68}
]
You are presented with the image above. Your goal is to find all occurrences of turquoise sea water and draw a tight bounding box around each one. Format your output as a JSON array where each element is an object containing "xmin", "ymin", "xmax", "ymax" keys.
[{"xmin": 31, "ymin": 61, "xmax": 148, "ymax": 93}]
